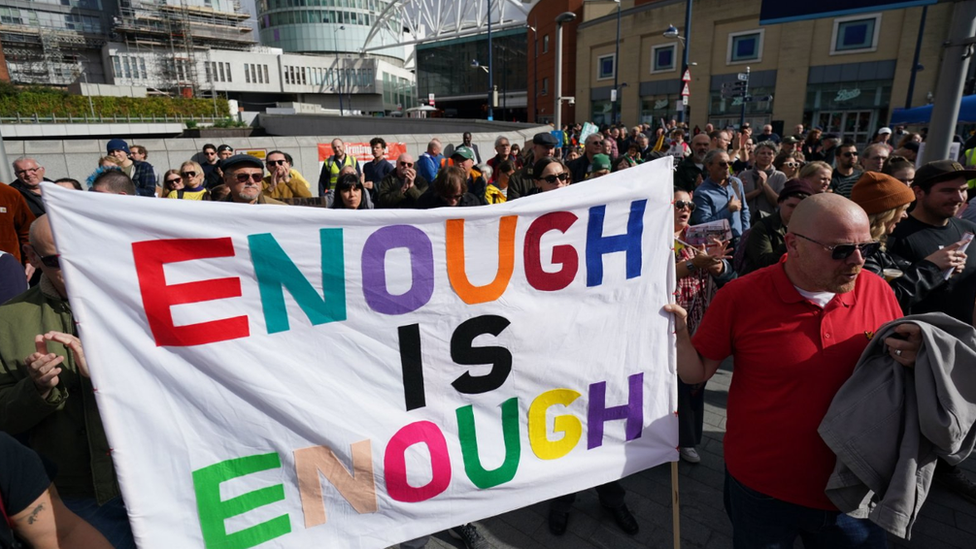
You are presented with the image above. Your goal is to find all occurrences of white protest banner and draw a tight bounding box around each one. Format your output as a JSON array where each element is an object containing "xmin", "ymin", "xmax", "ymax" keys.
[{"xmin": 42, "ymin": 157, "xmax": 678, "ymax": 549}]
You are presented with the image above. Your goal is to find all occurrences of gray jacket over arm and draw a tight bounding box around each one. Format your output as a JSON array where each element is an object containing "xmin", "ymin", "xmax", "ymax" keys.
[{"xmin": 818, "ymin": 313, "xmax": 976, "ymax": 539}]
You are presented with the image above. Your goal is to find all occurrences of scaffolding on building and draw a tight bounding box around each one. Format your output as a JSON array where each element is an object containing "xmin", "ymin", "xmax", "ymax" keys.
[
  {"xmin": 0, "ymin": 19, "xmax": 106, "ymax": 85},
  {"xmin": 113, "ymin": 0, "xmax": 253, "ymax": 97}
]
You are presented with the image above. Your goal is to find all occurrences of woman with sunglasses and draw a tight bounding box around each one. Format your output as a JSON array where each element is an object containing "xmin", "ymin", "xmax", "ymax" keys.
[
  {"xmin": 773, "ymin": 151, "xmax": 803, "ymax": 180},
  {"xmin": 166, "ymin": 162, "xmax": 209, "ymax": 200},
  {"xmin": 849, "ymin": 172, "xmax": 966, "ymax": 310},
  {"xmin": 330, "ymin": 173, "xmax": 373, "ymax": 210},
  {"xmin": 160, "ymin": 169, "xmax": 183, "ymax": 198},
  {"xmin": 672, "ymin": 188, "xmax": 733, "ymax": 464},
  {"xmin": 531, "ymin": 157, "xmax": 571, "ymax": 195},
  {"xmin": 263, "ymin": 150, "xmax": 311, "ymax": 199}
]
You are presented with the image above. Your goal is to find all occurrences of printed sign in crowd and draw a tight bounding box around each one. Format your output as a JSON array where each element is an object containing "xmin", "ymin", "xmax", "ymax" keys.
[
  {"xmin": 43, "ymin": 159, "xmax": 678, "ymax": 549},
  {"xmin": 318, "ymin": 141, "xmax": 409, "ymax": 166}
]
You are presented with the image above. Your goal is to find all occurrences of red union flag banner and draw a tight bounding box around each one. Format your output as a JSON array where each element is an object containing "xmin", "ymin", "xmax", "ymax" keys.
[{"xmin": 42, "ymin": 158, "xmax": 678, "ymax": 549}]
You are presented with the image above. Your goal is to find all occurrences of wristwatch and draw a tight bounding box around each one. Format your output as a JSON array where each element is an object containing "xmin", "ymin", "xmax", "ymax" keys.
[{"xmin": 686, "ymin": 260, "xmax": 697, "ymax": 272}]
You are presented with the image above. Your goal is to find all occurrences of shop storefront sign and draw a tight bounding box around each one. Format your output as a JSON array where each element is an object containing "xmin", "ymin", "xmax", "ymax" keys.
[{"xmin": 835, "ymin": 88, "xmax": 862, "ymax": 102}]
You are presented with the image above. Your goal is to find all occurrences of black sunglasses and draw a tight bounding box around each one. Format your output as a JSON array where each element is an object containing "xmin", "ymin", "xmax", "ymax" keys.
[
  {"xmin": 181, "ymin": 171, "xmax": 197, "ymax": 178},
  {"xmin": 541, "ymin": 173, "xmax": 571, "ymax": 183},
  {"xmin": 794, "ymin": 233, "xmax": 880, "ymax": 260},
  {"xmin": 235, "ymin": 173, "xmax": 264, "ymax": 183},
  {"xmin": 165, "ymin": 178, "xmax": 182, "ymax": 185},
  {"xmin": 40, "ymin": 254, "xmax": 60, "ymax": 268},
  {"xmin": 674, "ymin": 200, "xmax": 696, "ymax": 212},
  {"xmin": 399, "ymin": 162, "xmax": 414, "ymax": 168},
  {"xmin": 267, "ymin": 160, "xmax": 287, "ymax": 166}
]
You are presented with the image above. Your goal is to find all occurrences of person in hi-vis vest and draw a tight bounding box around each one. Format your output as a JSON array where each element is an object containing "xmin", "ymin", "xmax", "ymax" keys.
[{"xmin": 318, "ymin": 138, "xmax": 361, "ymax": 196}]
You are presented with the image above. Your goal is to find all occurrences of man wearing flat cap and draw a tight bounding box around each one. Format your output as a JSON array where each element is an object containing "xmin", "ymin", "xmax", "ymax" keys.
[
  {"xmin": 887, "ymin": 159, "xmax": 976, "ymax": 504},
  {"xmin": 506, "ymin": 132, "xmax": 558, "ymax": 200},
  {"xmin": 220, "ymin": 155, "xmax": 286, "ymax": 205}
]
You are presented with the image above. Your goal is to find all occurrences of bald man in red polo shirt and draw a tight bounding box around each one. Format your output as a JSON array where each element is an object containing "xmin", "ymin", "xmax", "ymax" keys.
[{"xmin": 666, "ymin": 194, "xmax": 922, "ymax": 548}]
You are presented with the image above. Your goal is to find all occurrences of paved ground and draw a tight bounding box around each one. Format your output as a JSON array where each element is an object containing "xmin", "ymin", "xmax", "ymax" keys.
[{"xmin": 403, "ymin": 360, "xmax": 976, "ymax": 549}]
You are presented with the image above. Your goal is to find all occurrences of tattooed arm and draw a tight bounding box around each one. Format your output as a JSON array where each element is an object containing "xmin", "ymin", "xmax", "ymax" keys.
[
  {"xmin": 10, "ymin": 486, "xmax": 112, "ymax": 549},
  {"xmin": 11, "ymin": 488, "xmax": 59, "ymax": 548}
]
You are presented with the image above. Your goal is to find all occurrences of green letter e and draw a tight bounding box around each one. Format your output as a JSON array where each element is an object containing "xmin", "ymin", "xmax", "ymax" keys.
[{"xmin": 192, "ymin": 452, "xmax": 291, "ymax": 549}]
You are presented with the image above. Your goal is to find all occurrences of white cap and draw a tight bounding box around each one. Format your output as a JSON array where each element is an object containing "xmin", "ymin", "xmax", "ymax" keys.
[{"xmin": 878, "ymin": 127, "xmax": 892, "ymax": 134}]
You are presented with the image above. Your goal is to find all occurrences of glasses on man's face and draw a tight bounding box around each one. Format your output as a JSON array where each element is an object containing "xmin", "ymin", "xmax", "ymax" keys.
[
  {"xmin": 674, "ymin": 200, "xmax": 696, "ymax": 212},
  {"xmin": 181, "ymin": 171, "xmax": 197, "ymax": 178},
  {"xmin": 15, "ymin": 167, "xmax": 41, "ymax": 176},
  {"xmin": 399, "ymin": 162, "xmax": 414, "ymax": 168},
  {"xmin": 541, "ymin": 173, "xmax": 571, "ymax": 184},
  {"xmin": 266, "ymin": 160, "xmax": 286, "ymax": 166},
  {"xmin": 235, "ymin": 172, "xmax": 264, "ymax": 183},
  {"xmin": 165, "ymin": 178, "xmax": 182, "ymax": 185},
  {"xmin": 794, "ymin": 233, "xmax": 880, "ymax": 260},
  {"xmin": 40, "ymin": 254, "xmax": 60, "ymax": 269},
  {"xmin": 842, "ymin": 152, "xmax": 858, "ymax": 158},
  {"xmin": 205, "ymin": 151, "xmax": 217, "ymax": 156}
]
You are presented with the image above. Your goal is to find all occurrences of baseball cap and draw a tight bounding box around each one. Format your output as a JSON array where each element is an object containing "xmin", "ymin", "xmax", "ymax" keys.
[
  {"xmin": 533, "ymin": 132, "xmax": 559, "ymax": 146},
  {"xmin": 878, "ymin": 127, "xmax": 893, "ymax": 135},
  {"xmin": 913, "ymin": 159, "xmax": 976, "ymax": 188},
  {"xmin": 782, "ymin": 135, "xmax": 800, "ymax": 144},
  {"xmin": 107, "ymin": 139, "xmax": 130, "ymax": 155},
  {"xmin": 451, "ymin": 146, "xmax": 476, "ymax": 161},
  {"xmin": 220, "ymin": 154, "xmax": 264, "ymax": 172},
  {"xmin": 589, "ymin": 154, "xmax": 611, "ymax": 173},
  {"xmin": 217, "ymin": 144, "xmax": 234, "ymax": 154}
]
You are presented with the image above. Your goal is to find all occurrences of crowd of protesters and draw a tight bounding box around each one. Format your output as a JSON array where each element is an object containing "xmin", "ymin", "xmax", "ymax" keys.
[{"xmin": 1, "ymin": 117, "xmax": 975, "ymax": 549}]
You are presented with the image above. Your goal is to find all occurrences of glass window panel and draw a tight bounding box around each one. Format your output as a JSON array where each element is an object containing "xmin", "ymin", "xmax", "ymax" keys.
[
  {"xmin": 731, "ymin": 35, "xmax": 759, "ymax": 61},
  {"xmin": 264, "ymin": 65, "xmax": 270, "ymax": 83},
  {"xmin": 837, "ymin": 19, "xmax": 875, "ymax": 51}
]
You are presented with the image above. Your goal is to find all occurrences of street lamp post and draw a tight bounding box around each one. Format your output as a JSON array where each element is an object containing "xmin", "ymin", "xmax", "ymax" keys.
[
  {"xmin": 487, "ymin": 0, "xmax": 494, "ymax": 121},
  {"xmin": 664, "ymin": 1, "xmax": 692, "ymax": 125},
  {"xmin": 680, "ymin": 0, "xmax": 692, "ymax": 124},
  {"xmin": 334, "ymin": 25, "xmax": 345, "ymax": 115},
  {"xmin": 554, "ymin": 11, "xmax": 577, "ymax": 132},
  {"xmin": 612, "ymin": 0, "xmax": 621, "ymax": 126}
]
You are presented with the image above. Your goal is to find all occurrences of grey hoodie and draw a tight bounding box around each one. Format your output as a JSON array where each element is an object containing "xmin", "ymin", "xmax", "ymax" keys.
[{"xmin": 818, "ymin": 313, "xmax": 976, "ymax": 539}]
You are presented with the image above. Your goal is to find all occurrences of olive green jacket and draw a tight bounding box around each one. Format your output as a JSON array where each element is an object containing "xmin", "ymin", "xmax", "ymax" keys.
[{"xmin": 0, "ymin": 276, "xmax": 119, "ymax": 503}]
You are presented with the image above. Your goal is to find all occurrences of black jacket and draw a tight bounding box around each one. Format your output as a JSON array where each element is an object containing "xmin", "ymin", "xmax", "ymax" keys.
[
  {"xmin": 863, "ymin": 249, "xmax": 945, "ymax": 315},
  {"xmin": 10, "ymin": 180, "xmax": 48, "ymax": 217},
  {"xmin": 674, "ymin": 156, "xmax": 704, "ymax": 193}
]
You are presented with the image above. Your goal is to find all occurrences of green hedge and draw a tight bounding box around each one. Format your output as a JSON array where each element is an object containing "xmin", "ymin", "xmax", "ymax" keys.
[{"xmin": 0, "ymin": 83, "xmax": 229, "ymax": 119}]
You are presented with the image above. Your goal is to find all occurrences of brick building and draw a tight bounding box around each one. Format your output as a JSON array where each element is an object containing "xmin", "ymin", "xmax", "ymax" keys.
[{"xmin": 548, "ymin": 0, "xmax": 956, "ymax": 140}]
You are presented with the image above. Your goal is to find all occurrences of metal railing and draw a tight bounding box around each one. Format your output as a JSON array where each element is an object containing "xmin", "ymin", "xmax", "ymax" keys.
[{"xmin": 0, "ymin": 113, "xmax": 227, "ymax": 125}]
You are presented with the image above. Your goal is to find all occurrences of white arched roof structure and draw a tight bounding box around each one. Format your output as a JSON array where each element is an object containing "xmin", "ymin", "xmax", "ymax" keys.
[{"xmin": 362, "ymin": 0, "xmax": 533, "ymax": 54}]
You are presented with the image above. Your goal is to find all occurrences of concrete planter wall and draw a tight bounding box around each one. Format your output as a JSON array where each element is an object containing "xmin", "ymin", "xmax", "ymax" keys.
[{"xmin": 182, "ymin": 128, "xmax": 254, "ymax": 138}]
